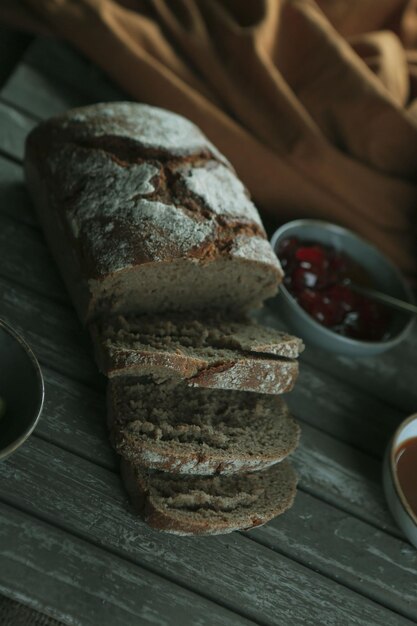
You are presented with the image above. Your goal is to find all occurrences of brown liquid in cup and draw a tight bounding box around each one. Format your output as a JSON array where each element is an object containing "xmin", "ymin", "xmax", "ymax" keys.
[{"xmin": 395, "ymin": 437, "xmax": 417, "ymax": 518}]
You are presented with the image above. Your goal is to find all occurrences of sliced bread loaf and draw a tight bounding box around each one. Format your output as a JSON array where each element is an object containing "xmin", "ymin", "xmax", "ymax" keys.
[
  {"xmin": 121, "ymin": 459, "xmax": 298, "ymax": 535},
  {"xmin": 108, "ymin": 377, "xmax": 300, "ymax": 475},
  {"xmin": 92, "ymin": 312, "xmax": 303, "ymax": 394},
  {"xmin": 24, "ymin": 102, "xmax": 283, "ymax": 323}
]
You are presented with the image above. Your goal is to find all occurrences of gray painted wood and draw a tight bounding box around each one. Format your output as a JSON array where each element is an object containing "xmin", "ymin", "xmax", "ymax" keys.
[
  {"xmin": 40, "ymin": 366, "xmax": 111, "ymax": 469},
  {"xmin": 294, "ymin": 423, "xmax": 395, "ymax": 534},
  {"xmin": 0, "ymin": 212, "xmax": 68, "ymax": 304},
  {"xmin": 1, "ymin": 43, "xmax": 125, "ymax": 122},
  {"xmin": 0, "ymin": 155, "xmax": 36, "ymax": 226},
  {"xmin": 0, "ymin": 27, "xmax": 31, "ymax": 88},
  {"xmin": 259, "ymin": 307, "xmax": 417, "ymax": 421},
  {"xmin": 0, "ymin": 438, "xmax": 413, "ymax": 626},
  {"xmin": 288, "ymin": 363, "xmax": 402, "ymax": 459},
  {"xmin": 253, "ymin": 492, "xmax": 417, "ymax": 621},
  {"xmin": 0, "ymin": 504, "xmax": 255, "ymax": 626},
  {"xmin": 34, "ymin": 367, "xmax": 417, "ymax": 620},
  {"xmin": 0, "ymin": 100, "xmax": 35, "ymax": 161},
  {"xmin": 0, "ymin": 275, "xmax": 100, "ymax": 388},
  {"xmin": 1, "ymin": 63, "xmax": 93, "ymax": 120}
]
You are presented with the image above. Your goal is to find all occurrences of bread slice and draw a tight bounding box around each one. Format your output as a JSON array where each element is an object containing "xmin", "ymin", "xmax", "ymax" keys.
[
  {"xmin": 121, "ymin": 459, "xmax": 298, "ymax": 535},
  {"xmin": 25, "ymin": 102, "xmax": 283, "ymax": 323},
  {"xmin": 108, "ymin": 377, "xmax": 300, "ymax": 475},
  {"xmin": 91, "ymin": 312, "xmax": 303, "ymax": 394}
]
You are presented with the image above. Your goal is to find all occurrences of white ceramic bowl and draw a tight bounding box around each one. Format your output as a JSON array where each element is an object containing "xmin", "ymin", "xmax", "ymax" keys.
[
  {"xmin": 383, "ymin": 414, "xmax": 417, "ymax": 548},
  {"xmin": 270, "ymin": 220, "xmax": 415, "ymax": 357}
]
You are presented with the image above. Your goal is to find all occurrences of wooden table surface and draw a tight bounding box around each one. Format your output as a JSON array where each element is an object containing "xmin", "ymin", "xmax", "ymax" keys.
[{"xmin": 0, "ymin": 36, "xmax": 416, "ymax": 626}]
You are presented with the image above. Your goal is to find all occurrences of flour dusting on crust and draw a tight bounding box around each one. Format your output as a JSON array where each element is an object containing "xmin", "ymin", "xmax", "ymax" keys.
[
  {"xmin": 49, "ymin": 146, "xmax": 215, "ymax": 274},
  {"xmin": 59, "ymin": 102, "xmax": 228, "ymax": 161},
  {"xmin": 178, "ymin": 161, "xmax": 262, "ymax": 225}
]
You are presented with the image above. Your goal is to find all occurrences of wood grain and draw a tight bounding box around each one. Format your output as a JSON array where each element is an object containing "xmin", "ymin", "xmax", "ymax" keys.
[
  {"xmin": 0, "ymin": 100, "xmax": 35, "ymax": 161},
  {"xmin": 0, "ymin": 212, "xmax": 67, "ymax": 304},
  {"xmin": 0, "ymin": 439, "xmax": 413, "ymax": 626},
  {"xmin": 33, "ymin": 364, "xmax": 417, "ymax": 620},
  {"xmin": 0, "ymin": 504, "xmax": 255, "ymax": 626},
  {"xmin": 0, "ymin": 155, "xmax": 36, "ymax": 226},
  {"xmin": 0, "ymin": 274, "xmax": 99, "ymax": 388}
]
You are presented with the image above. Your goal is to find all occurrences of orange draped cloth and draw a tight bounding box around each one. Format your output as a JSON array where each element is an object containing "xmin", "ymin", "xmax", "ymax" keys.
[{"xmin": 2, "ymin": 0, "xmax": 417, "ymax": 275}]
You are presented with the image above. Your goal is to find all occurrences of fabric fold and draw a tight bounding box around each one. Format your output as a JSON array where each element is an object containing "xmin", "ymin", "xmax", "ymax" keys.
[{"xmin": 2, "ymin": 0, "xmax": 417, "ymax": 275}]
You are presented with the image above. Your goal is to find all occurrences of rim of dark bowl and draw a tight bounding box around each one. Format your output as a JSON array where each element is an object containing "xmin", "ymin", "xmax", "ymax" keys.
[
  {"xmin": 270, "ymin": 219, "xmax": 416, "ymax": 350},
  {"xmin": 0, "ymin": 318, "xmax": 44, "ymax": 460}
]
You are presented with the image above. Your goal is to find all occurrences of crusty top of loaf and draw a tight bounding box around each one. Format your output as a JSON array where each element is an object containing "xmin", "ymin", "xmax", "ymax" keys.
[
  {"xmin": 50, "ymin": 102, "xmax": 228, "ymax": 161},
  {"xmin": 26, "ymin": 103, "xmax": 281, "ymax": 282}
]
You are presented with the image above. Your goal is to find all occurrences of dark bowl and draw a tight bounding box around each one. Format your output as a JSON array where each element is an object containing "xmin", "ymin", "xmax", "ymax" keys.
[{"xmin": 0, "ymin": 319, "xmax": 44, "ymax": 460}]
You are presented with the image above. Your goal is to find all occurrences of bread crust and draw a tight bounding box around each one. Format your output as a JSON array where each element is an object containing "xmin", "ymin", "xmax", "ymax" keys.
[
  {"xmin": 95, "ymin": 335, "xmax": 299, "ymax": 394},
  {"xmin": 24, "ymin": 102, "xmax": 283, "ymax": 323}
]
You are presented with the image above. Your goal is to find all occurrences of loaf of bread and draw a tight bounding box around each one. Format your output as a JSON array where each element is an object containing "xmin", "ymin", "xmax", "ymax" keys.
[
  {"xmin": 108, "ymin": 377, "xmax": 300, "ymax": 475},
  {"xmin": 92, "ymin": 312, "xmax": 302, "ymax": 394},
  {"xmin": 24, "ymin": 102, "xmax": 283, "ymax": 323},
  {"xmin": 121, "ymin": 459, "xmax": 297, "ymax": 535},
  {"xmin": 25, "ymin": 102, "xmax": 302, "ymax": 536}
]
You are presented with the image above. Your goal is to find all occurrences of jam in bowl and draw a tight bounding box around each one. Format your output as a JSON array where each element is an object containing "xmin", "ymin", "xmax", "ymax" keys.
[
  {"xmin": 277, "ymin": 237, "xmax": 391, "ymax": 342},
  {"xmin": 270, "ymin": 220, "xmax": 415, "ymax": 356}
]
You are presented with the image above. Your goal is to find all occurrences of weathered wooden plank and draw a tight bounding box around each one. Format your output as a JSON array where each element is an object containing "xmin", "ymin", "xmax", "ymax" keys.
[
  {"xmin": 0, "ymin": 504, "xmax": 254, "ymax": 626},
  {"xmin": 1, "ymin": 42, "xmax": 124, "ymax": 122},
  {"xmin": 252, "ymin": 491, "xmax": 417, "ymax": 621},
  {"xmin": 0, "ymin": 100, "xmax": 35, "ymax": 161},
  {"xmin": 2, "ymin": 63, "xmax": 93, "ymax": 120},
  {"xmin": 0, "ymin": 275, "xmax": 99, "ymax": 388},
  {"xmin": 0, "ymin": 438, "xmax": 412, "ymax": 626},
  {"xmin": 35, "ymin": 365, "xmax": 417, "ymax": 620},
  {"xmin": 288, "ymin": 363, "xmax": 402, "ymax": 459},
  {"xmin": 0, "ymin": 155, "xmax": 36, "ymax": 226},
  {"xmin": 294, "ymin": 423, "xmax": 394, "ymax": 534},
  {"xmin": 40, "ymin": 366, "xmax": 111, "ymax": 469},
  {"xmin": 0, "ymin": 212, "xmax": 68, "ymax": 304},
  {"xmin": 259, "ymin": 307, "xmax": 417, "ymax": 419}
]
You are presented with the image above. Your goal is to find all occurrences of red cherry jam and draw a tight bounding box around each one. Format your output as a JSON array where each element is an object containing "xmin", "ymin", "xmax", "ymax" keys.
[{"xmin": 277, "ymin": 237, "xmax": 391, "ymax": 341}]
